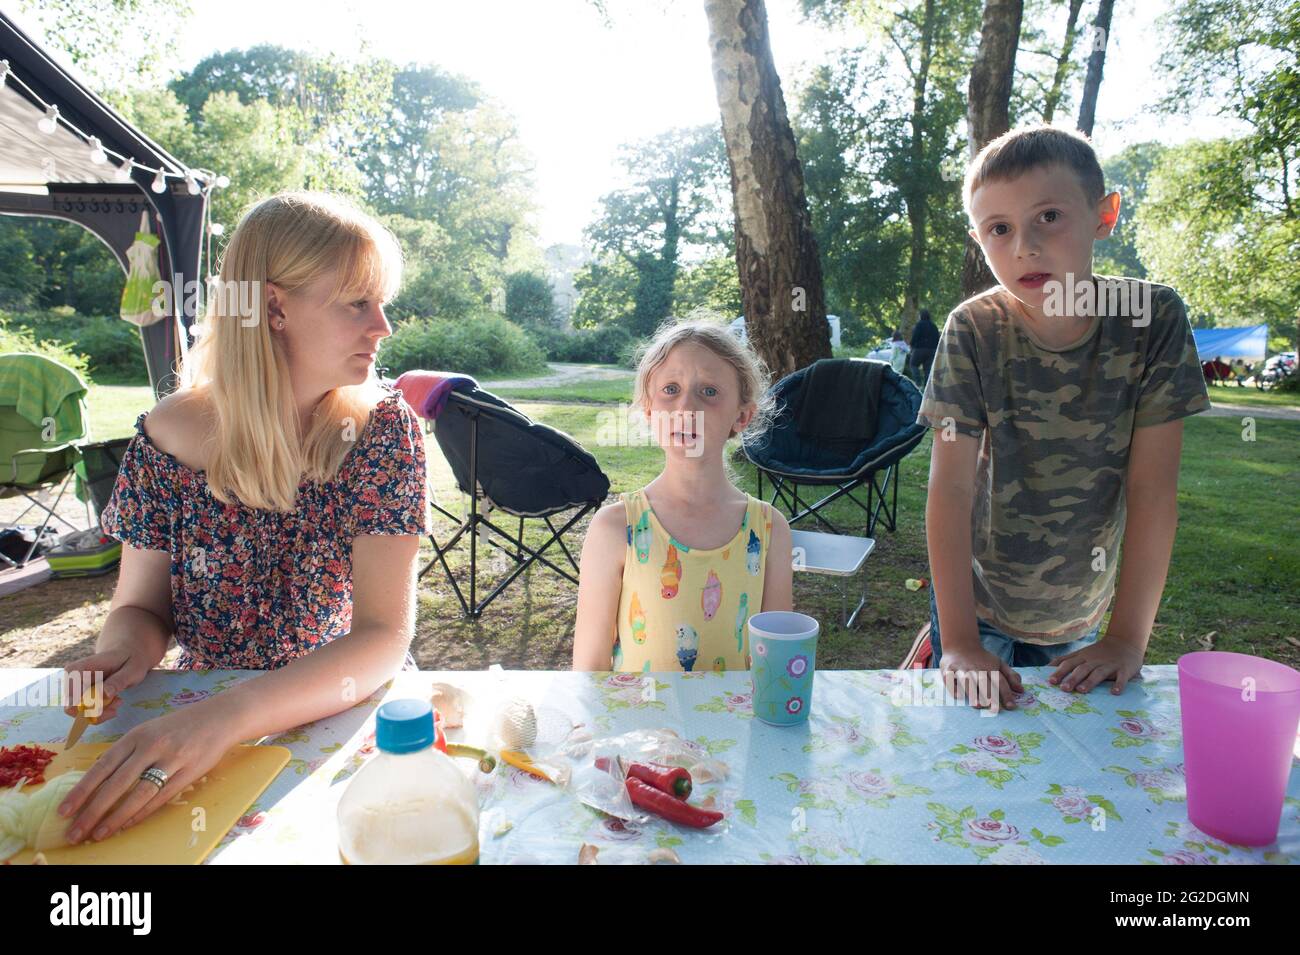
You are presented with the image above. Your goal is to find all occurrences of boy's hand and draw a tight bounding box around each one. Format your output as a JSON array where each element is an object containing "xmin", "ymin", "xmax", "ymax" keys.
[
  {"xmin": 939, "ymin": 645, "xmax": 1023, "ymax": 712},
  {"xmin": 1048, "ymin": 637, "xmax": 1145, "ymax": 695}
]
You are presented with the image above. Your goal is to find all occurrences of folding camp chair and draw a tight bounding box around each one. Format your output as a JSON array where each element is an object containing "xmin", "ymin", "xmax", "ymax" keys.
[
  {"xmin": 742, "ymin": 358, "xmax": 926, "ymax": 538},
  {"xmin": 0, "ymin": 353, "xmax": 93, "ymax": 569},
  {"xmin": 413, "ymin": 381, "xmax": 611, "ymax": 618}
]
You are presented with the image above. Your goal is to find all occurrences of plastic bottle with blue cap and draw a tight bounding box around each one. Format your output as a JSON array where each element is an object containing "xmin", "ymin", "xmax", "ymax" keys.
[{"xmin": 337, "ymin": 698, "xmax": 480, "ymax": 864}]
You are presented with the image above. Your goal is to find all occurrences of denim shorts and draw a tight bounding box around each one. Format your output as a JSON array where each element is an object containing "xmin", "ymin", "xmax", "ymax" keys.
[{"xmin": 928, "ymin": 586, "xmax": 1100, "ymax": 668}]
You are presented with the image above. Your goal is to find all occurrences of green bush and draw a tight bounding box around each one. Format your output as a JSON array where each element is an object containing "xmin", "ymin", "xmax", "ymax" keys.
[
  {"xmin": 2, "ymin": 307, "xmax": 146, "ymax": 382},
  {"xmin": 0, "ymin": 312, "xmax": 93, "ymax": 381},
  {"xmin": 532, "ymin": 325, "xmax": 636, "ymax": 364},
  {"xmin": 379, "ymin": 312, "xmax": 548, "ymax": 379}
]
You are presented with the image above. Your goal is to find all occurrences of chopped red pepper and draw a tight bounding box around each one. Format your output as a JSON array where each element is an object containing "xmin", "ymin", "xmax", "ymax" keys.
[
  {"xmin": 625, "ymin": 777, "xmax": 723, "ymax": 829},
  {"xmin": 0, "ymin": 744, "xmax": 58, "ymax": 787}
]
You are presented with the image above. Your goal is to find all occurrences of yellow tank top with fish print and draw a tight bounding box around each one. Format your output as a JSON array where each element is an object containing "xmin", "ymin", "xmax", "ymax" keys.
[{"xmin": 613, "ymin": 487, "xmax": 772, "ymax": 673}]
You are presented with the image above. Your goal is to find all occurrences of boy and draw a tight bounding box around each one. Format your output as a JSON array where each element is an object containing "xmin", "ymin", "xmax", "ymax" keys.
[{"xmin": 918, "ymin": 125, "xmax": 1210, "ymax": 711}]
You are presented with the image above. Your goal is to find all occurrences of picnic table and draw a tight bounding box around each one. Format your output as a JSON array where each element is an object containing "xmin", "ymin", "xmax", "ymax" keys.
[{"xmin": 2, "ymin": 666, "xmax": 1297, "ymax": 864}]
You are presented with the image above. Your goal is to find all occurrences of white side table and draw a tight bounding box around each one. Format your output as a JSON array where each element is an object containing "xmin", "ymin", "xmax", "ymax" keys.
[{"xmin": 791, "ymin": 528, "xmax": 875, "ymax": 628}]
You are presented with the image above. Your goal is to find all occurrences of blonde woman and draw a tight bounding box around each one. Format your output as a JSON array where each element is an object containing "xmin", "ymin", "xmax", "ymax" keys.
[
  {"xmin": 573, "ymin": 319, "xmax": 793, "ymax": 672},
  {"xmin": 55, "ymin": 192, "xmax": 430, "ymax": 844}
]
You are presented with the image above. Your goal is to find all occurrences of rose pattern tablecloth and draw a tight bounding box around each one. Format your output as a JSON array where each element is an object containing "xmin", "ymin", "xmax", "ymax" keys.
[{"xmin": 1, "ymin": 666, "xmax": 1296, "ymax": 864}]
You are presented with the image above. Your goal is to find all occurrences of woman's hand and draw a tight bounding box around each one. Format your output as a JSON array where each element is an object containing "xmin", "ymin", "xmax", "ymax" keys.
[
  {"xmin": 62, "ymin": 640, "xmax": 163, "ymax": 723},
  {"xmin": 55, "ymin": 703, "xmax": 240, "ymax": 845}
]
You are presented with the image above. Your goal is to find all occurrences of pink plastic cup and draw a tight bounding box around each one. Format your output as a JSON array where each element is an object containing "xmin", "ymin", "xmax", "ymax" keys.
[{"xmin": 1178, "ymin": 651, "xmax": 1300, "ymax": 846}]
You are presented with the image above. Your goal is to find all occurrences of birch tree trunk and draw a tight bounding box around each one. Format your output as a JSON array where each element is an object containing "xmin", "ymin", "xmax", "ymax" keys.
[{"xmin": 704, "ymin": 0, "xmax": 830, "ymax": 380}]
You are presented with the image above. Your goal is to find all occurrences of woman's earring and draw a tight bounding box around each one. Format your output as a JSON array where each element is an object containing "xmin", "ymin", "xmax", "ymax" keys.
[{"xmin": 277, "ymin": 321, "xmax": 285, "ymax": 330}]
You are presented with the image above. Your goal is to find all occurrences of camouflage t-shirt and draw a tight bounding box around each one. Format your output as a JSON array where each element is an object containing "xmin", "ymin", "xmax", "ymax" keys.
[{"xmin": 917, "ymin": 277, "xmax": 1210, "ymax": 644}]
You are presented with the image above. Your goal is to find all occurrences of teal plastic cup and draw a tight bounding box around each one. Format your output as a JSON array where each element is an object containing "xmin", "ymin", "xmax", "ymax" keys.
[{"xmin": 748, "ymin": 611, "xmax": 819, "ymax": 726}]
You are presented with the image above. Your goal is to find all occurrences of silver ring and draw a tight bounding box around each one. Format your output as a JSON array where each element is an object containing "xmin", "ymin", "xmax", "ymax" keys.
[{"xmin": 140, "ymin": 767, "xmax": 169, "ymax": 789}]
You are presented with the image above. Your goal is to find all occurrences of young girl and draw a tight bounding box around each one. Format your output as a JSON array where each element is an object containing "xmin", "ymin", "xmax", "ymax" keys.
[
  {"xmin": 573, "ymin": 320, "xmax": 793, "ymax": 672},
  {"xmin": 56, "ymin": 192, "xmax": 430, "ymax": 844}
]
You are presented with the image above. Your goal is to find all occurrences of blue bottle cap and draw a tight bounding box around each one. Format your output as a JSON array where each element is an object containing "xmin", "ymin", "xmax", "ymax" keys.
[{"xmin": 375, "ymin": 699, "xmax": 435, "ymax": 754}]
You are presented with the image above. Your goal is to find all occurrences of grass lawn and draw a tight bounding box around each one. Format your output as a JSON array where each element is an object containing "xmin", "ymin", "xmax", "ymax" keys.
[
  {"xmin": 28, "ymin": 378, "xmax": 1295, "ymax": 673},
  {"xmin": 489, "ymin": 377, "xmax": 636, "ymax": 405},
  {"xmin": 84, "ymin": 383, "xmax": 155, "ymax": 439}
]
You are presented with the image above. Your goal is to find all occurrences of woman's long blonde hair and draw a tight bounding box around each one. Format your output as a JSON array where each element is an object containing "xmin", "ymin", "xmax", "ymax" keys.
[{"xmin": 181, "ymin": 191, "xmax": 403, "ymax": 512}]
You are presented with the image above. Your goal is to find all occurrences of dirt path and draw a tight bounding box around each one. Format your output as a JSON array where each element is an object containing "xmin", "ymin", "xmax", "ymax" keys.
[
  {"xmin": 1202, "ymin": 400, "xmax": 1300, "ymax": 421},
  {"xmin": 481, "ymin": 362, "xmax": 634, "ymax": 390}
]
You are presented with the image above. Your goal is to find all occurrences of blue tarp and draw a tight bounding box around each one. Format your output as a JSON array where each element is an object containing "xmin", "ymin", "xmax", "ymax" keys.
[{"xmin": 1192, "ymin": 325, "xmax": 1268, "ymax": 361}]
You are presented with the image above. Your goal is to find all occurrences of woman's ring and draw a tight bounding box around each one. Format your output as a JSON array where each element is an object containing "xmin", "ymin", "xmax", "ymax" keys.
[{"xmin": 140, "ymin": 767, "xmax": 170, "ymax": 789}]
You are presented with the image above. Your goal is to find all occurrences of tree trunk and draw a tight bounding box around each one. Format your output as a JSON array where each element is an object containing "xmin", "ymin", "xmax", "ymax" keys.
[
  {"xmin": 960, "ymin": 0, "xmax": 1024, "ymax": 300},
  {"xmin": 902, "ymin": 0, "xmax": 937, "ymax": 337},
  {"xmin": 704, "ymin": 0, "xmax": 831, "ymax": 380},
  {"xmin": 1076, "ymin": 0, "xmax": 1115, "ymax": 137},
  {"xmin": 1042, "ymin": 0, "xmax": 1084, "ymax": 124}
]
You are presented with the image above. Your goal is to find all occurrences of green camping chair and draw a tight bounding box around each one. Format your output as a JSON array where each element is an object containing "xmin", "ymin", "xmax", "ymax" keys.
[{"xmin": 0, "ymin": 353, "xmax": 92, "ymax": 569}]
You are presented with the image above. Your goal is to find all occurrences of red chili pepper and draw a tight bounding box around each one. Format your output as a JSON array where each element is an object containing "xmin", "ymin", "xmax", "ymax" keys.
[
  {"xmin": 625, "ymin": 777, "xmax": 722, "ymax": 829},
  {"xmin": 595, "ymin": 756, "xmax": 692, "ymax": 799},
  {"xmin": 627, "ymin": 762, "xmax": 692, "ymax": 799}
]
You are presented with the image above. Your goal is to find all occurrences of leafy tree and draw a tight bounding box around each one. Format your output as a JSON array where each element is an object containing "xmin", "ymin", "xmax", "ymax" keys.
[
  {"xmin": 505, "ymin": 271, "xmax": 558, "ymax": 330},
  {"xmin": 582, "ymin": 125, "xmax": 729, "ymax": 336}
]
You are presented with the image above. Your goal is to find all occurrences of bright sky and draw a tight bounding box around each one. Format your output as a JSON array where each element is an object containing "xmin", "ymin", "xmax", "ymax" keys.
[{"xmin": 50, "ymin": 0, "xmax": 1241, "ymax": 247}]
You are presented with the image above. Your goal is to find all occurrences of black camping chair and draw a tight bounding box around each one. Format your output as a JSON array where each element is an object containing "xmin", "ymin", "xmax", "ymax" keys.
[
  {"xmin": 420, "ymin": 383, "xmax": 611, "ymax": 618},
  {"xmin": 742, "ymin": 359, "xmax": 926, "ymax": 537}
]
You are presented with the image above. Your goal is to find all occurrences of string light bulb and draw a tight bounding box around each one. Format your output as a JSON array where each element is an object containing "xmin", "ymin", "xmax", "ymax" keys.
[
  {"xmin": 0, "ymin": 60, "xmax": 10, "ymax": 85},
  {"xmin": 151, "ymin": 168, "xmax": 166, "ymax": 193},
  {"xmin": 208, "ymin": 223, "xmax": 225, "ymax": 236},
  {"xmin": 114, "ymin": 158, "xmax": 134, "ymax": 182},
  {"xmin": 185, "ymin": 171, "xmax": 200, "ymax": 195},
  {"xmin": 38, "ymin": 104, "xmax": 59, "ymax": 133},
  {"xmin": 87, "ymin": 136, "xmax": 107, "ymax": 164}
]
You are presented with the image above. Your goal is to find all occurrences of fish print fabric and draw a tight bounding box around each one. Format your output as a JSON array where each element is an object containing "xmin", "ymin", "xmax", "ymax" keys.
[{"xmin": 613, "ymin": 487, "xmax": 772, "ymax": 672}]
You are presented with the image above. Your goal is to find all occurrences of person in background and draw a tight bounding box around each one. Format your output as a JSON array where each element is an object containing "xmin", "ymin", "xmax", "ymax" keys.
[
  {"xmin": 909, "ymin": 308, "xmax": 939, "ymax": 384},
  {"xmin": 889, "ymin": 328, "xmax": 911, "ymax": 375}
]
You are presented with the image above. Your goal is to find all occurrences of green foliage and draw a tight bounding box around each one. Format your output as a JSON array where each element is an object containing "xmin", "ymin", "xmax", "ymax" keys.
[
  {"xmin": 168, "ymin": 45, "xmax": 393, "ymax": 195},
  {"xmin": 2, "ymin": 308, "xmax": 146, "ymax": 382},
  {"xmin": 16, "ymin": 0, "xmax": 192, "ymax": 94},
  {"xmin": 357, "ymin": 65, "xmax": 535, "ymax": 299},
  {"xmin": 1135, "ymin": 138, "xmax": 1297, "ymax": 329},
  {"xmin": 672, "ymin": 255, "xmax": 743, "ymax": 318},
  {"xmin": 378, "ymin": 313, "xmax": 547, "ymax": 379},
  {"xmin": 0, "ymin": 219, "xmax": 123, "ymax": 316},
  {"xmin": 0, "ymin": 312, "xmax": 93, "ymax": 381},
  {"xmin": 531, "ymin": 325, "xmax": 635, "ymax": 364},
  {"xmin": 504, "ymin": 272, "xmax": 558, "ymax": 329},
  {"xmin": 1094, "ymin": 142, "xmax": 1170, "ymax": 279},
  {"xmin": 580, "ymin": 125, "xmax": 730, "ymax": 336},
  {"xmin": 381, "ymin": 214, "xmax": 483, "ymax": 321}
]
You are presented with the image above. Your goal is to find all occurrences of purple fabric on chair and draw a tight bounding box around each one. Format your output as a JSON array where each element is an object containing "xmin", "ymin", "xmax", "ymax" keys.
[{"xmin": 394, "ymin": 370, "xmax": 479, "ymax": 420}]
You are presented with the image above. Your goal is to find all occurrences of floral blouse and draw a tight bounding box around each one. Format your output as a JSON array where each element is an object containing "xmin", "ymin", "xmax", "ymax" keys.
[{"xmin": 100, "ymin": 385, "xmax": 430, "ymax": 670}]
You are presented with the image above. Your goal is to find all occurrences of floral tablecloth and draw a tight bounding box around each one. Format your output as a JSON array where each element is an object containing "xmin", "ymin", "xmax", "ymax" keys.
[{"xmin": 2, "ymin": 666, "xmax": 1297, "ymax": 864}]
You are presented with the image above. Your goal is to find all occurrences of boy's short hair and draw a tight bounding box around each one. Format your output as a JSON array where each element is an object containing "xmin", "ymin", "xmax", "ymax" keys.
[{"xmin": 963, "ymin": 124, "xmax": 1107, "ymax": 218}]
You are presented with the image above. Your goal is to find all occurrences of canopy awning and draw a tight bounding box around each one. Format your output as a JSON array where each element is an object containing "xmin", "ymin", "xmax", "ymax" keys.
[
  {"xmin": 1192, "ymin": 325, "xmax": 1269, "ymax": 362},
  {"xmin": 0, "ymin": 9, "xmax": 214, "ymax": 400}
]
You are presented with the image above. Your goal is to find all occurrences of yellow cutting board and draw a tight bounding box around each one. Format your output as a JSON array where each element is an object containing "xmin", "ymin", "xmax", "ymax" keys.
[{"xmin": 7, "ymin": 742, "xmax": 291, "ymax": 865}]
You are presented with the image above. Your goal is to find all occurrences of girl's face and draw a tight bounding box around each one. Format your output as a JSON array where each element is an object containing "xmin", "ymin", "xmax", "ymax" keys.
[
  {"xmin": 268, "ymin": 267, "xmax": 392, "ymax": 396},
  {"xmin": 644, "ymin": 342, "xmax": 754, "ymax": 459}
]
